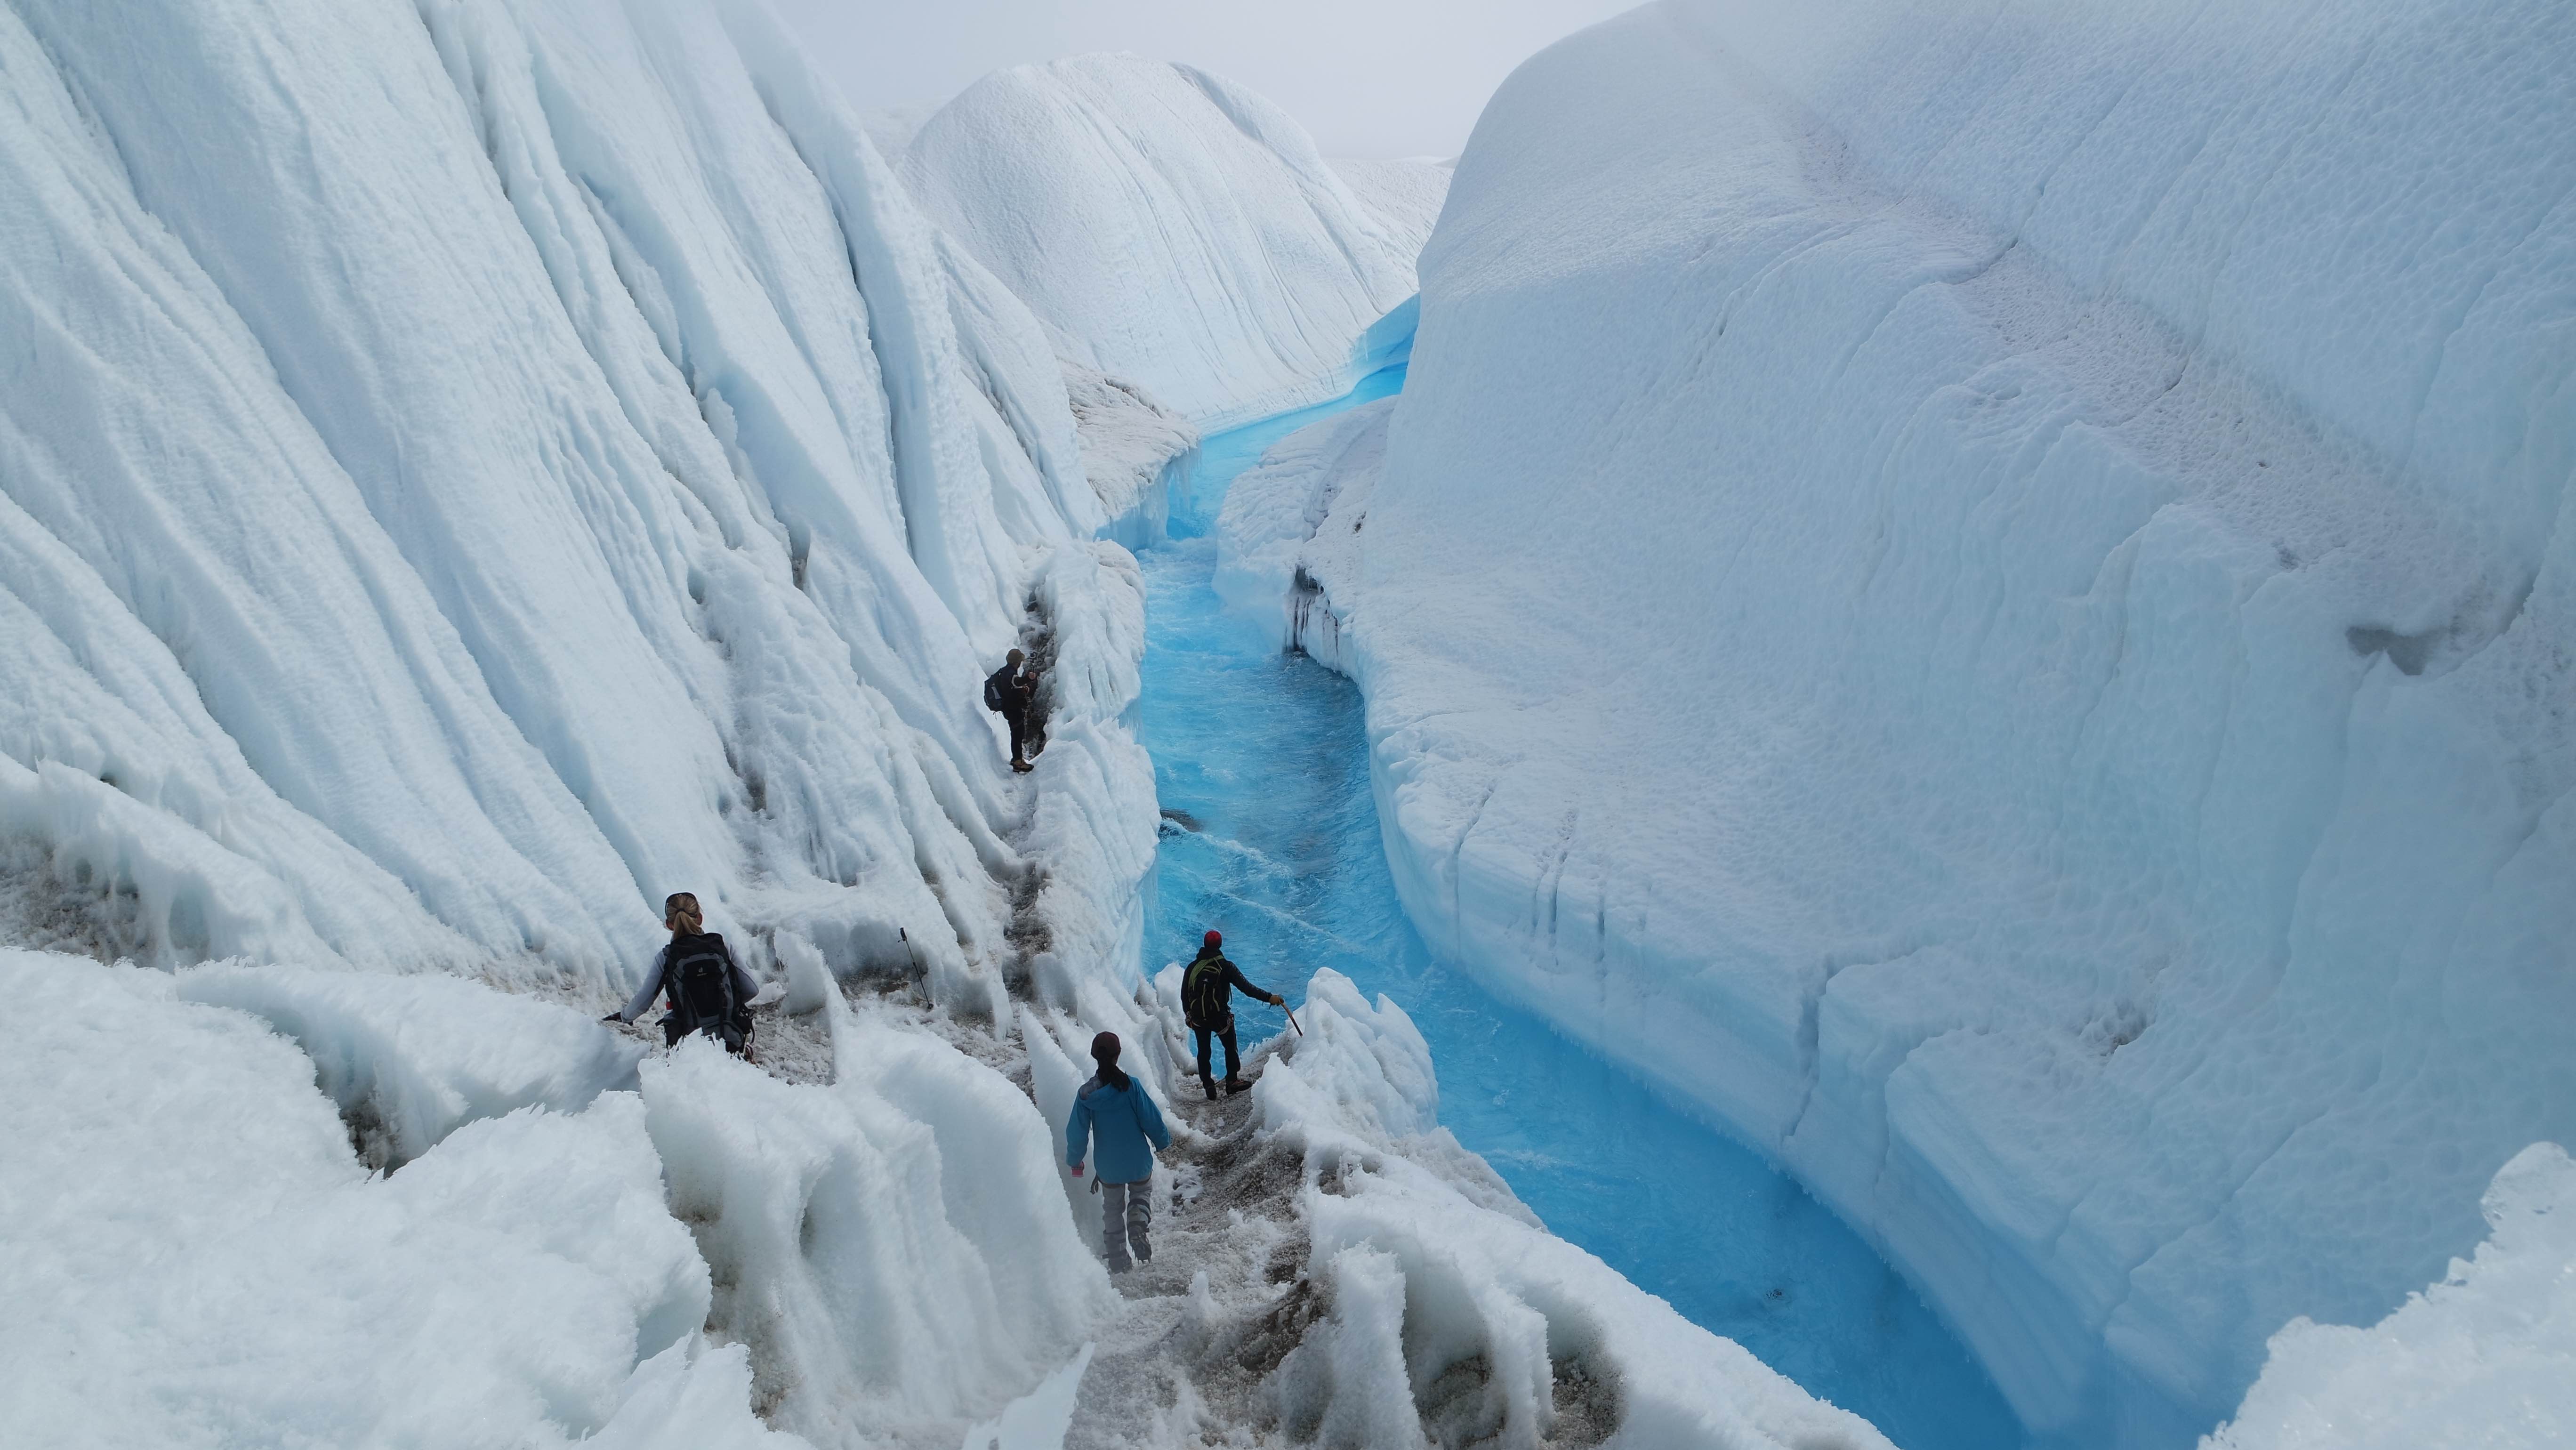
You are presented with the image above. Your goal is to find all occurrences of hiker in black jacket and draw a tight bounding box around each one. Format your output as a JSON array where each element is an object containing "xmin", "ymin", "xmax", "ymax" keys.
[
  {"xmin": 984, "ymin": 648, "xmax": 1038, "ymax": 774},
  {"xmin": 1181, "ymin": 929, "xmax": 1280, "ymax": 1099},
  {"xmin": 605, "ymin": 892, "xmax": 758, "ymax": 1054}
]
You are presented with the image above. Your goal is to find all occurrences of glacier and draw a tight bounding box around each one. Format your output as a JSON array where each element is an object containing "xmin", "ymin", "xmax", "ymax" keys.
[
  {"xmin": 10, "ymin": 0, "xmax": 2567, "ymax": 1442},
  {"xmin": 1218, "ymin": 0, "xmax": 2576, "ymax": 1443},
  {"xmin": 0, "ymin": 0, "xmax": 1916, "ymax": 1445}
]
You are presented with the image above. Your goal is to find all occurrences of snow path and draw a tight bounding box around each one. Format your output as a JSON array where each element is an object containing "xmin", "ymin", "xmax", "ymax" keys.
[{"xmin": 1140, "ymin": 374, "xmax": 2023, "ymax": 1449}]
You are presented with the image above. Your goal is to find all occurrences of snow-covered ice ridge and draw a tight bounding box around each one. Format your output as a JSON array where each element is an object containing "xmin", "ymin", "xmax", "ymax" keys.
[
  {"xmin": 901, "ymin": 54, "xmax": 1438, "ymax": 434},
  {"xmin": 1221, "ymin": 0, "xmax": 2576, "ymax": 1443},
  {"xmin": 0, "ymin": 0, "xmax": 1167, "ymax": 1007}
]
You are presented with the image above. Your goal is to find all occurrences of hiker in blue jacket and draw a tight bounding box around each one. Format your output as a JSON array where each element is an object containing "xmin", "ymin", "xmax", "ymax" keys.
[{"xmin": 1064, "ymin": 1031, "xmax": 1171, "ymax": 1273}]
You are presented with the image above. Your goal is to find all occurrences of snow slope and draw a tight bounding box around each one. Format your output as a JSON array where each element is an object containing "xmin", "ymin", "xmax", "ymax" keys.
[
  {"xmin": 900, "ymin": 54, "xmax": 1425, "ymax": 431},
  {"xmin": 0, "ymin": 0, "xmax": 1154, "ymax": 1007},
  {"xmin": 1224, "ymin": 0, "xmax": 2576, "ymax": 1442}
]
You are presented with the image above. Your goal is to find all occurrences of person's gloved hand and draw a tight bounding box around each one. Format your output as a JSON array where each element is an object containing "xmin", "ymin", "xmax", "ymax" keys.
[
  {"xmin": 1069, "ymin": 1163, "xmax": 1084, "ymax": 1177},
  {"xmin": 1270, "ymin": 993, "xmax": 1285, "ymax": 1006}
]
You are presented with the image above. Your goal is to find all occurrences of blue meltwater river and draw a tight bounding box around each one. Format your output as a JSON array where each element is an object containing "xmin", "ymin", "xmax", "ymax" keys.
[{"xmin": 1134, "ymin": 366, "xmax": 2026, "ymax": 1450}]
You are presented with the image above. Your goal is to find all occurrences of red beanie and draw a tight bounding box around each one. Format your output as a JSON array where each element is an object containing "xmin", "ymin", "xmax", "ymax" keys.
[{"xmin": 1203, "ymin": 929, "xmax": 1222, "ymax": 948}]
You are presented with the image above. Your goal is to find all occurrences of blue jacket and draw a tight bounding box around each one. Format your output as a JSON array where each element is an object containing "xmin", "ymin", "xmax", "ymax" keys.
[{"xmin": 1064, "ymin": 1073, "xmax": 1170, "ymax": 1184}]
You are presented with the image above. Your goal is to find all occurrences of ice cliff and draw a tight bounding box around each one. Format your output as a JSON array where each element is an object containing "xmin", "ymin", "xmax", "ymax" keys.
[{"xmin": 1220, "ymin": 0, "xmax": 2576, "ymax": 1443}]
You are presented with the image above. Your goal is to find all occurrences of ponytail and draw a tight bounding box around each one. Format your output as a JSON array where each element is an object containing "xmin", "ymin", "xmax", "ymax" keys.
[
  {"xmin": 663, "ymin": 891, "xmax": 704, "ymax": 936},
  {"xmin": 1090, "ymin": 1031, "xmax": 1129, "ymax": 1091}
]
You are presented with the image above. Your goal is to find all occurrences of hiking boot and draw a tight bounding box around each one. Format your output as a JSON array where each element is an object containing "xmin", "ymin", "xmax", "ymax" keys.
[
  {"xmin": 1223, "ymin": 1076, "xmax": 1249, "ymax": 1096},
  {"xmin": 1202, "ymin": 1079, "xmax": 1219, "ymax": 1101},
  {"xmin": 1011, "ymin": 759, "xmax": 1033, "ymax": 774}
]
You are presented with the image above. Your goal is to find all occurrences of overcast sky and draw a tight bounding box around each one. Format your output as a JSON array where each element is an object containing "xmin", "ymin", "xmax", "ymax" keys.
[{"xmin": 755, "ymin": 0, "xmax": 1637, "ymax": 159}]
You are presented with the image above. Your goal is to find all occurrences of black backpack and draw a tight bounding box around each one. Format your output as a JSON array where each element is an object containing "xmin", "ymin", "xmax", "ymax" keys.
[
  {"xmin": 667, "ymin": 937, "xmax": 739, "ymax": 1040},
  {"xmin": 983, "ymin": 665, "xmax": 1014, "ymax": 713},
  {"xmin": 1183, "ymin": 955, "xmax": 1231, "ymax": 1030}
]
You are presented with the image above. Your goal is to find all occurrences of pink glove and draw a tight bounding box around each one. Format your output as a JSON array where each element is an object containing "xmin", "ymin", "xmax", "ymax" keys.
[{"xmin": 1069, "ymin": 1163, "xmax": 1084, "ymax": 1177}]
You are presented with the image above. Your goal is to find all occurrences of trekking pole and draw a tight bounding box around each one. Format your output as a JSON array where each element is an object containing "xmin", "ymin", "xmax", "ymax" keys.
[
  {"xmin": 1284, "ymin": 1006, "xmax": 1304, "ymax": 1037},
  {"xmin": 899, "ymin": 926, "xmax": 921, "ymax": 977}
]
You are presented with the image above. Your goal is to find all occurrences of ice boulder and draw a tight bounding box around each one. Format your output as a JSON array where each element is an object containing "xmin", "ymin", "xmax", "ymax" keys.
[
  {"xmin": 0, "ymin": 950, "xmax": 773, "ymax": 1449},
  {"xmin": 174, "ymin": 962, "xmax": 646, "ymax": 1168},
  {"xmin": 636, "ymin": 999, "xmax": 1113, "ymax": 1445}
]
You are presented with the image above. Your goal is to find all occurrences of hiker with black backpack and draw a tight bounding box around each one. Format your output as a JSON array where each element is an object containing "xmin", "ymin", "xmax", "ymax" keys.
[
  {"xmin": 1064, "ymin": 1031, "xmax": 1170, "ymax": 1273},
  {"xmin": 983, "ymin": 648, "xmax": 1038, "ymax": 774},
  {"xmin": 604, "ymin": 892, "xmax": 758, "ymax": 1055},
  {"xmin": 1181, "ymin": 929, "xmax": 1282, "ymax": 1099}
]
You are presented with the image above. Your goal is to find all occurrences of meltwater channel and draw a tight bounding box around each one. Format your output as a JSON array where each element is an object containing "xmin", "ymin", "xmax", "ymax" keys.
[{"xmin": 1133, "ymin": 366, "xmax": 2026, "ymax": 1450}]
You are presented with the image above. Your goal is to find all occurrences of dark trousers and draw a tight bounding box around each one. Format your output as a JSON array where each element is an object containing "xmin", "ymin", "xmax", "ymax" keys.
[
  {"xmin": 1005, "ymin": 707, "xmax": 1031, "ymax": 762},
  {"xmin": 1194, "ymin": 1023, "xmax": 1240, "ymax": 1092}
]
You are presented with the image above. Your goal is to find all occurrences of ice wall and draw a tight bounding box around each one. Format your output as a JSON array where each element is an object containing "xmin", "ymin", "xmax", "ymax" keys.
[
  {"xmin": 0, "ymin": 0, "xmax": 1156, "ymax": 1006},
  {"xmin": 900, "ymin": 54, "xmax": 1425, "ymax": 431},
  {"xmin": 1231, "ymin": 0, "xmax": 2576, "ymax": 1441}
]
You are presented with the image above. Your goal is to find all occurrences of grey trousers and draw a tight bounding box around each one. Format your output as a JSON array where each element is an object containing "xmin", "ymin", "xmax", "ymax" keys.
[{"xmin": 1098, "ymin": 1175, "xmax": 1152, "ymax": 1271}]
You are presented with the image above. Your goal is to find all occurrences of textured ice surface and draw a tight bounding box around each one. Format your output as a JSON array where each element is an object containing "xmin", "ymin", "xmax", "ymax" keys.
[
  {"xmin": 0, "ymin": 951, "xmax": 771, "ymax": 1449},
  {"xmin": 0, "ymin": 0, "xmax": 1154, "ymax": 1011},
  {"xmin": 2204, "ymin": 1144, "xmax": 2576, "ymax": 1450},
  {"xmin": 901, "ymin": 54, "xmax": 1425, "ymax": 430},
  {"xmin": 3, "ymin": 947, "xmax": 1133, "ymax": 1450},
  {"xmin": 1229, "ymin": 0, "xmax": 2576, "ymax": 1441}
]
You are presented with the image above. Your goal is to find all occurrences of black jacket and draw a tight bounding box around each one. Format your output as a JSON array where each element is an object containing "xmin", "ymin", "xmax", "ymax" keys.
[
  {"xmin": 986, "ymin": 663, "xmax": 1031, "ymax": 716},
  {"xmin": 1182, "ymin": 948, "xmax": 1271, "ymax": 1031}
]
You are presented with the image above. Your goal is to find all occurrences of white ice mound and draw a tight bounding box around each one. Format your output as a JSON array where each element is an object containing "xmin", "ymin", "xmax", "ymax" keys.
[
  {"xmin": 1266, "ymin": 0, "xmax": 2576, "ymax": 1441},
  {"xmin": 1255, "ymin": 970, "xmax": 1895, "ymax": 1450},
  {"xmin": 0, "ymin": 0, "xmax": 1154, "ymax": 1008},
  {"xmin": 8, "ymin": 949, "xmax": 1127, "ymax": 1449},
  {"xmin": 0, "ymin": 950, "xmax": 771, "ymax": 1450},
  {"xmin": 902, "ymin": 53, "xmax": 1424, "ymax": 430},
  {"xmin": 2206, "ymin": 1143, "xmax": 2576, "ymax": 1450},
  {"xmin": 175, "ymin": 962, "xmax": 645, "ymax": 1168},
  {"xmin": 641, "ymin": 1001, "xmax": 1112, "ymax": 1444}
]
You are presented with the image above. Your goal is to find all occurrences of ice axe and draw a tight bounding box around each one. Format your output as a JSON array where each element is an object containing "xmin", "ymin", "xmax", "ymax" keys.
[{"xmin": 1280, "ymin": 999, "xmax": 1303, "ymax": 1037}]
